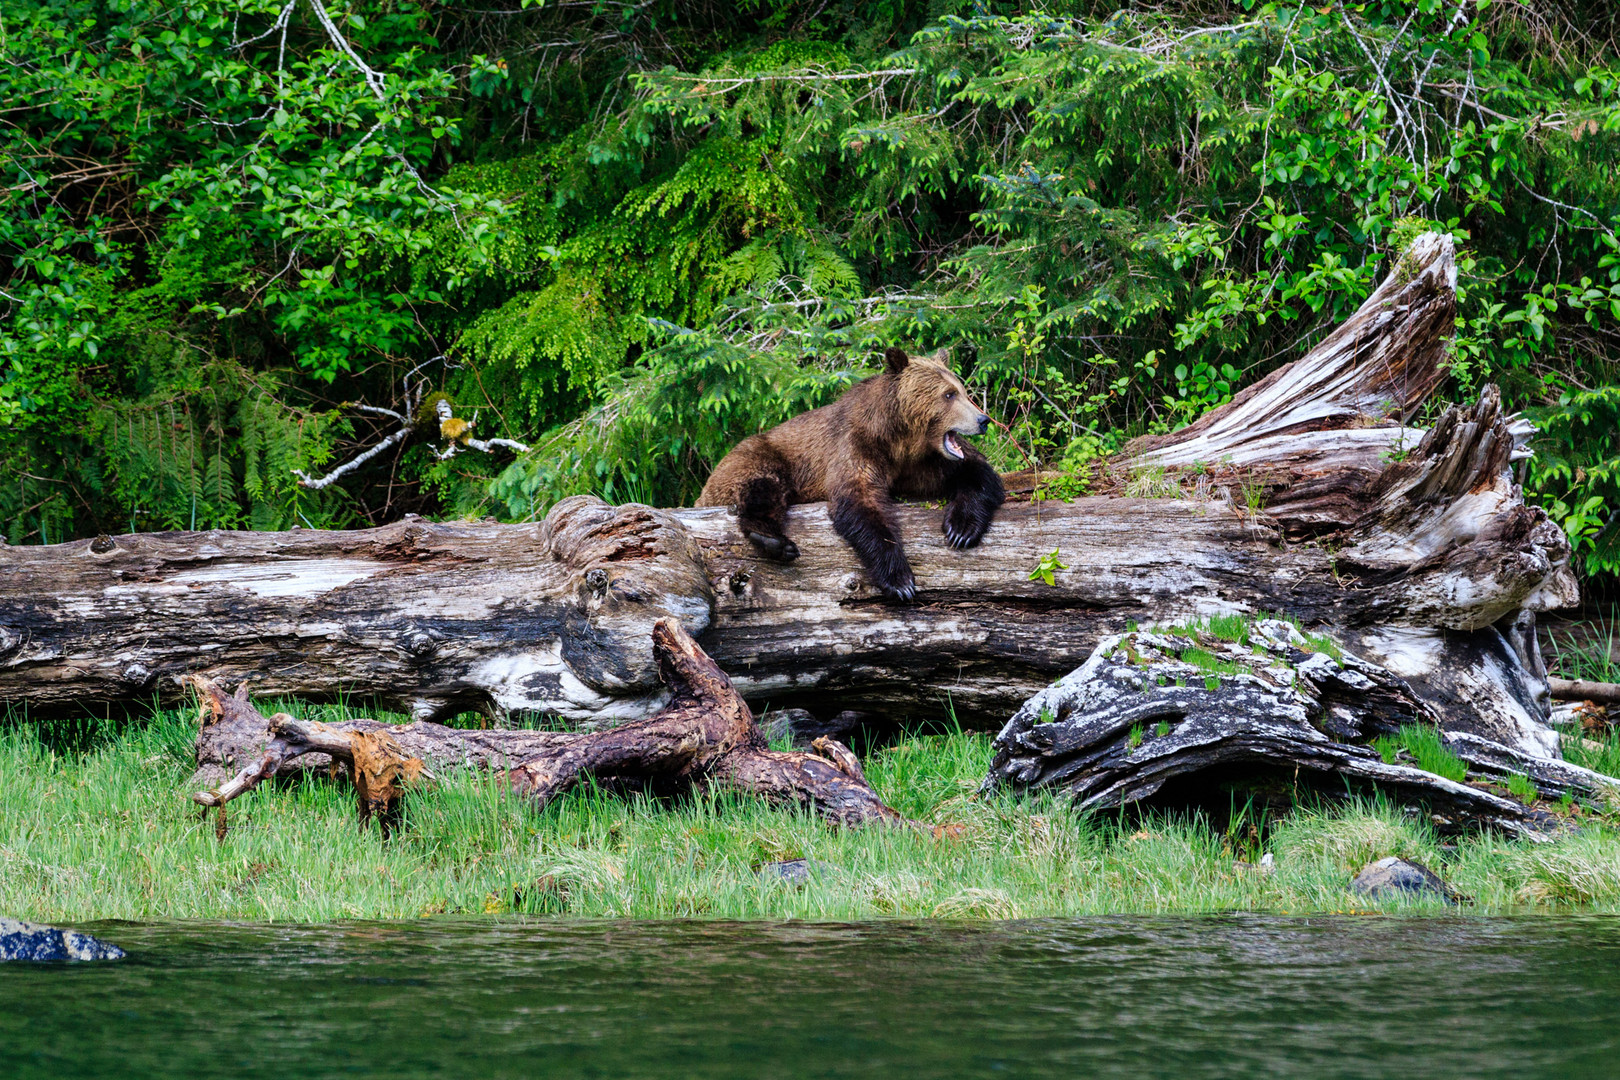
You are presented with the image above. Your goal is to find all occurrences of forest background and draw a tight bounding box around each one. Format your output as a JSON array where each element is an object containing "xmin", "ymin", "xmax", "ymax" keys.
[{"xmin": 3, "ymin": 0, "xmax": 1618, "ymax": 595}]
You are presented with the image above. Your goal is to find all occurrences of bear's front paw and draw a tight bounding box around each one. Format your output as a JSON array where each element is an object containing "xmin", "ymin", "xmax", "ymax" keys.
[
  {"xmin": 874, "ymin": 562, "xmax": 917, "ymax": 601},
  {"xmin": 943, "ymin": 500, "xmax": 992, "ymax": 549},
  {"xmin": 746, "ymin": 531, "xmax": 800, "ymax": 562}
]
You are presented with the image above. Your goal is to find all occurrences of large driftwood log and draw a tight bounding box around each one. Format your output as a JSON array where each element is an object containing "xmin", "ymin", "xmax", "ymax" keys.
[
  {"xmin": 190, "ymin": 618, "xmax": 908, "ymax": 828},
  {"xmin": 0, "ymin": 234, "xmax": 1578, "ymax": 765},
  {"xmin": 983, "ymin": 622, "xmax": 1617, "ymax": 838}
]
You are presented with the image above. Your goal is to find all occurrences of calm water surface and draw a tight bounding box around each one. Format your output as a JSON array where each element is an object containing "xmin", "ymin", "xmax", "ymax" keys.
[{"xmin": 2, "ymin": 916, "xmax": 1617, "ymax": 1078}]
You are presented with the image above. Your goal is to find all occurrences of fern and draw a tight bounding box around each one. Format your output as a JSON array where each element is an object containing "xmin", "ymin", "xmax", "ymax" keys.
[
  {"xmin": 491, "ymin": 326, "xmax": 859, "ymax": 516},
  {"xmin": 89, "ymin": 357, "xmax": 347, "ymax": 533}
]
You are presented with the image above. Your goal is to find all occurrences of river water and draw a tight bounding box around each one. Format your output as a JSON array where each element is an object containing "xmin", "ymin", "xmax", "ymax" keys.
[{"xmin": 3, "ymin": 916, "xmax": 1616, "ymax": 1078}]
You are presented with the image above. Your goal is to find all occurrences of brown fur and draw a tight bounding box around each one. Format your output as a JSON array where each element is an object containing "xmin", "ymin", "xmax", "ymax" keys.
[{"xmin": 697, "ymin": 347, "xmax": 1005, "ymax": 599}]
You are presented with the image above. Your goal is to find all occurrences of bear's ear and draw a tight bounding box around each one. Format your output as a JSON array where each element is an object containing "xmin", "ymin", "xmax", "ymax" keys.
[
  {"xmin": 927, "ymin": 346, "xmax": 952, "ymax": 369},
  {"xmin": 882, "ymin": 346, "xmax": 911, "ymax": 375}
]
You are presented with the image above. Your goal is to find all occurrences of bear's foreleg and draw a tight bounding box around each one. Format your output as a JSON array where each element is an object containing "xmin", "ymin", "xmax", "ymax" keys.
[
  {"xmin": 737, "ymin": 474, "xmax": 800, "ymax": 562},
  {"xmin": 942, "ymin": 450, "xmax": 1006, "ymax": 549},
  {"xmin": 830, "ymin": 491, "xmax": 916, "ymax": 600}
]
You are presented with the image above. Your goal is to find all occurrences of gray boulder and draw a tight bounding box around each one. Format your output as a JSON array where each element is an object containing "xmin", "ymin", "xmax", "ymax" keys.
[
  {"xmin": 0, "ymin": 917, "xmax": 126, "ymax": 961},
  {"xmin": 754, "ymin": 859, "xmax": 836, "ymax": 887},
  {"xmin": 1351, "ymin": 857, "xmax": 1466, "ymax": 904}
]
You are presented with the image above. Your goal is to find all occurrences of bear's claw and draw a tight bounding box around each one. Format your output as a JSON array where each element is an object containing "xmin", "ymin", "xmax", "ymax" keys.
[
  {"xmin": 873, "ymin": 565, "xmax": 917, "ymax": 601},
  {"xmin": 943, "ymin": 503, "xmax": 990, "ymax": 549}
]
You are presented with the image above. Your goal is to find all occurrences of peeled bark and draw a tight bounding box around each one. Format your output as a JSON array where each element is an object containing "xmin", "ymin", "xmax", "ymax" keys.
[
  {"xmin": 191, "ymin": 618, "xmax": 908, "ymax": 828},
  {"xmin": 0, "ymin": 234, "xmax": 1578, "ymax": 767}
]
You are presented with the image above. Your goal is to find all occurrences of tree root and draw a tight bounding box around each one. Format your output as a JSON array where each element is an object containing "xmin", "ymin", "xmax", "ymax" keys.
[{"xmin": 188, "ymin": 619, "xmax": 908, "ymax": 829}]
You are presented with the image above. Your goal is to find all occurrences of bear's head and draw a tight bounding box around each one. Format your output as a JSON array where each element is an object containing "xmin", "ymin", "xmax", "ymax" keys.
[{"xmin": 884, "ymin": 346, "xmax": 992, "ymax": 462}]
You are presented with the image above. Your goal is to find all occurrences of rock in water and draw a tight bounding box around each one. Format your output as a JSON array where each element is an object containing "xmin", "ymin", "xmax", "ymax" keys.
[
  {"xmin": 0, "ymin": 917, "xmax": 126, "ymax": 961},
  {"xmin": 1351, "ymin": 857, "xmax": 1465, "ymax": 904}
]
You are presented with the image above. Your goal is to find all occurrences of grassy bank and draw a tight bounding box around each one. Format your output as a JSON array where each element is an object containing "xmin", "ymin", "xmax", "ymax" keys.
[{"xmin": 4, "ymin": 703, "xmax": 1620, "ymax": 923}]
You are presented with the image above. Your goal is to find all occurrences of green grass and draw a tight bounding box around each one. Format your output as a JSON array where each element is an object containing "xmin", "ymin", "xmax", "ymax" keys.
[
  {"xmin": 1201, "ymin": 614, "xmax": 1252, "ymax": 645},
  {"xmin": 1178, "ymin": 647, "xmax": 1244, "ymax": 677},
  {"xmin": 1152, "ymin": 612, "xmax": 1343, "ymax": 662},
  {"xmin": 1564, "ymin": 728, "xmax": 1620, "ymax": 778},
  {"xmin": 1372, "ymin": 724, "xmax": 1470, "ymax": 784},
  {"xmin": 1548, "ymin": 607, "xmax": 1619, "ymax": 683},
  {"xmin": 1546, "ymin": 607, "xmax": 1618, "ymax": 778},
  {"xmin": 1506, "ymin": 773, "xmax": 1540, "ymax": 803},
  {"xmin": 4, "ymin": 705, "xmax": 1620, "ymax": 921}
]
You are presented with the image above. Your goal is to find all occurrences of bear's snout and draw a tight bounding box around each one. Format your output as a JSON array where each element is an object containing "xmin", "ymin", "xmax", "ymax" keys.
[{"xmin": 975, "ymin": 413, "xmax": 989, "ymax": 435}]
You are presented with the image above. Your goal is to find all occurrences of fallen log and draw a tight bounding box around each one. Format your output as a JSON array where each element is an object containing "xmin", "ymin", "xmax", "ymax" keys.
[
  {"xmin": 1549, "ymin": 678, "xmax": 1620, "ymax": 706},
  {"xmin": 0, "ymin": 234, "xmax": 1578, "ymax": 766},
  {"xmin": 189, "ymin": 618, "xmax": 909, "ymax": 828},
  {"xmin": 982, "ymin": 622, "xmax": 1615, "ymax": 838}
]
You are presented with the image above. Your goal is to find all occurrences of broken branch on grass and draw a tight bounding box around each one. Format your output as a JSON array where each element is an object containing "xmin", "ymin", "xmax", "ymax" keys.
[
  {"xmin": 184, "ymin": 619, "xmax": 909, "ymax": 830},
  {"xmin": 1550, "ymin": 678, "xmax": 1620, "ymax": 706},
  {"xmin": 186, "ymin": 676, "xmax": 431, "ymax": 827}
]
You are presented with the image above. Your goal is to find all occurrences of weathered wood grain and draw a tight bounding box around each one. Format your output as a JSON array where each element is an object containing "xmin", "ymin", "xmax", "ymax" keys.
[
  {"xmin": 0, "ymin": 498, "xmax": 713, "ymax": 722},
  {"xmin": 982, "ymin": 622, "xmax": 1604, "ymax": 838}
]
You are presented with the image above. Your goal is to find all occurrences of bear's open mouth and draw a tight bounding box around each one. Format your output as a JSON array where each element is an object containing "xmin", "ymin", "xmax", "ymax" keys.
[{"xmin": 942, "ymin": 432, "xmax": 966, "ymax": 460}]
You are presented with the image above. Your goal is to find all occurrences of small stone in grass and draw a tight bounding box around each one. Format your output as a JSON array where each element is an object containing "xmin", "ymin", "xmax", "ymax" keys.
[
  {"xmin": 754, "ymin": 859, "xmax": 835, "ymax": 887},
  {"xmin": 1351, "ymin": 857, "xmax": 1466, "ymax": 904}
]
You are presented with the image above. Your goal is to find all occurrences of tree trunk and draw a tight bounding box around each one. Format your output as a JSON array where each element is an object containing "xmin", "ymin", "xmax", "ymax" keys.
[
  {"xmin": 188, "ymin": 618, "xmax": 909, "ymax": 828},
  {"xmin": 0, "ymin": 234, "xmax": 1578, "ymax": 762}
]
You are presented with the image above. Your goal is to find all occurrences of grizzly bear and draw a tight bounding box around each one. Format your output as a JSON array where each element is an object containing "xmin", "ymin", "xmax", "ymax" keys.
[{"xmin": 697, "ymin": 346, "xmax": 1005, "ymax": 599}]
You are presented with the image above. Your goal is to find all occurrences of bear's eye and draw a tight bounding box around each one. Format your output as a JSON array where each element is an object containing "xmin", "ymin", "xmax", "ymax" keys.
[{"xmin": 944, "ymin": 390, "xmax": 957, "ymax": 400}]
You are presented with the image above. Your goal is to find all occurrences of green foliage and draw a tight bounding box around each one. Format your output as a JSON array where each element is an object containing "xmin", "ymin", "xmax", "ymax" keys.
[
  {"xmin": 489, "ymin": 328, "xmax": 858, "ymax": 513},
  {"xmin": 1027, "ymin": 545, "xmax": 1068, "ymax": 586},
  {"xmin": 1033, "ymin": 430, "xmax": 1119, "ymax": 500},
  {"xmin": 1527, "ymin": 385, "xmax": 1620, "ymax": 575},
  {"xmin": 2, "ymin": 0, "xmax": 1618, "ymax": 587},
  {"xmin": 1373, "ymin": 724, "xmax": 1470, "ymax": 783}
]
